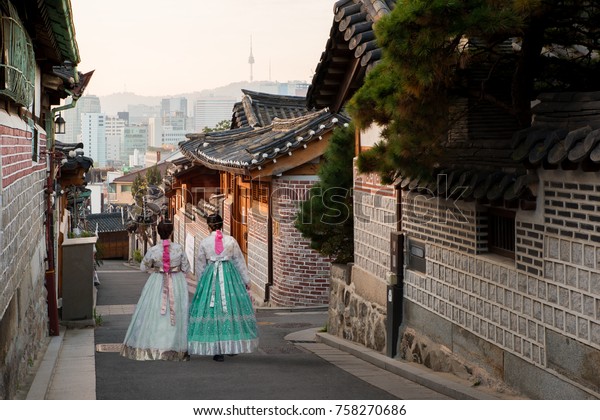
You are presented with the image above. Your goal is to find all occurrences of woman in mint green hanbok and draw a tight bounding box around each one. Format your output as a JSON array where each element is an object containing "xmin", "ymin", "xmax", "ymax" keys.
[
  {"xmin": 188, "ymin": 214, "xmax": 258, "ymax": 362},
  {"xmin": 120, "ymin": 220, "xmax": 191, "ymax": 361}
]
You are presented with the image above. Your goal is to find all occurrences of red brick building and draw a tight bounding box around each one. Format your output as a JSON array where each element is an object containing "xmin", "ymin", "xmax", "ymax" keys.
[{"xmin": 169, "ymin": 90, "xmax": 348, "ymax": 306}]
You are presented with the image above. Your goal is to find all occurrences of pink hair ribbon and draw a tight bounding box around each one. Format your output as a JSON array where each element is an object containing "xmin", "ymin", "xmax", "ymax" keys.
[{"xmin": 215, "ymin": 230, "xmax": 224, "ymax": 255}]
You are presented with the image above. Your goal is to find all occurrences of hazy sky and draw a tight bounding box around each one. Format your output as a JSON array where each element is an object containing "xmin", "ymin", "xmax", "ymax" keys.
[{"xmin": 71, "ymin": 0, "xmax": 335, "ymax": 97}]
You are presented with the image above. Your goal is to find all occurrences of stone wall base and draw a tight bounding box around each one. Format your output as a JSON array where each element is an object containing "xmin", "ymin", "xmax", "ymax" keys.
[
  {"xmin": 401, "ymin": 300, "xmax": 599, "ymax": 399},
  {"xmin": 328, "ymin": 264, "xmax": 386, "ymax": 352}
]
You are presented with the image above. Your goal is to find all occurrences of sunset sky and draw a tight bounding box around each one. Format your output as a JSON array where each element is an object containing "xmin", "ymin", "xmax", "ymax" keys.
[{"xmin": 70, "ymin": 0, "xmax": 334, "ymax": 96}]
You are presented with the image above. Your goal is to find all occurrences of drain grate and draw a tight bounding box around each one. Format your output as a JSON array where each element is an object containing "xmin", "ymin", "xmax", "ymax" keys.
[{"xmin": 96, "ymin": 343, "xmax": 123, "ymax": 353}]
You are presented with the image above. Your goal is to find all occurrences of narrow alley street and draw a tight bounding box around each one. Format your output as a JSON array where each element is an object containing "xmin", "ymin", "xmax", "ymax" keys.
[{"xmin": 92, "ymin": 260, "xmax": 449, "ymax": 400}]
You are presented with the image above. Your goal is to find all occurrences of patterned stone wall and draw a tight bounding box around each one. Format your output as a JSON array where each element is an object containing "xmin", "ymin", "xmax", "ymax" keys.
[
  {"xmin": 325, "ymin": 163, "xmax": 396, "ymax": 351},
  {"xmin": 353, "ymin": 165, "xmax": 397, "ymax": 280},
  {"xmin": 401, "ymin": 169, "xmax": 600, "ymax": 398},
  {"xmin": 402, "ymin": 191, "xmax": 480, "ymax": 252},
  {"xmin": 269, "ymin": 176, "xmax": 330, "ymax": 306},
  {"xmin": 173, "ymin": 210, "xmax": 210, "ymax": 276},
  {"xmin": 247, "ymin": 211, "xmax": 269, "ymax": 303},
  {"xmin": 541, "ymin": 172, "xmax": 600, "ymax": 350},
  {"xmin": 0, "ymin": 115, "xmax": 49, "ymax": 399}
]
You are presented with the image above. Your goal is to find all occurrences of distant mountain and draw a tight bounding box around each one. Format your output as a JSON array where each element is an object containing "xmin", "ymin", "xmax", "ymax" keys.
[{"xmin": 99, "ymin": 80, "xmax": 308, "ymax": 116}]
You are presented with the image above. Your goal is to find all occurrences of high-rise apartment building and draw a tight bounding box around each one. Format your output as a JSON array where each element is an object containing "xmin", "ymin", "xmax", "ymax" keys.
[
  {"xmin": 147, "ymin": 117, "xmax": 162, "ymax": 148},
  {"xmin": 161, "ymin": 97, "xmax": 187, "ymax": 116},
  {"xmin": 81, "ymin": 113, "xmax": 107, "ymax": 167},
  {"xmin": 128, "ymin": 104, "xmax": 160, "ymax": 125},
  {"xmin": 194, "ymin": 96, "xmax": 237, "ymax": 132},
  {"xmin": 161, "ymin": 97, "xmax": 188, "ymax": 131},
  {"xmin": 122, "ymin": 125, "xmax": 148, "ymax": 167},
  {"xmin": 57, "ymin": 94, "xmax": 101, "ymax": 144},
  {"xmin": 105, "ymin": 116, "xmax": 125, "ymax": 166}
]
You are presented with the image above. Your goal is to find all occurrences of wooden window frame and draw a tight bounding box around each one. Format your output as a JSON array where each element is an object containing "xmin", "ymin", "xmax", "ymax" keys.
[{"xmin": 487, "ymin": 207, "xmax": 516, "ymax": 259}]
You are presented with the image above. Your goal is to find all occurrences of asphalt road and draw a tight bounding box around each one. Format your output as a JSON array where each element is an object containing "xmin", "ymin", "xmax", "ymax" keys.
[{"xmin": 94, "ymin": 260, "xmax": 397, "ymax": 400}]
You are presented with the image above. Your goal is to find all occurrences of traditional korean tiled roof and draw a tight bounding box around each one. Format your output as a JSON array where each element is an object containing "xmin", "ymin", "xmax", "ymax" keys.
[
  {"xmin": 55, "ymin": 140, "xmax": 94, "ymax": 173},
  {"xmin": 231, "ymin": 89, "xmax": 312, "ymax": 128},
  {"xmin": 510, "ymin": 92, "xmax": 600, "ymax": 171},
  {"xmin": 111, "ymin": 161, "xmax": 171, "ymax": 183},
  {"xmin": 395, "ymin": 92, "xmax": 600, "ymax": 208},
  {"xmin": 394, "ymin": 167, "xmax": 536, "ymax": 208},
  {"xmin": 181, "ymin": 109, "xmax": 350, "ymax": 173},
  {"xmin": 19, "ymin": 0, "xmax": 80, "ymax": 65},
  {"xmin": 307, "ymin": 0, "xmax": 396, "ymax": 110},
  {"xmin": 85, "ymin": 212, "xmax": 127, "ymax": 233}
]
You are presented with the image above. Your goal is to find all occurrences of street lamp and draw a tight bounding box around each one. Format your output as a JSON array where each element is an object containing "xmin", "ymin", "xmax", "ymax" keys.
[{"xmin": 54, "ymin": 112, "xmax": 66, "ymax": 134}]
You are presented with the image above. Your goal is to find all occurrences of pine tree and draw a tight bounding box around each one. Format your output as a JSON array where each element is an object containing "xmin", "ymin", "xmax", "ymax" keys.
[
  {"xmin": 348, "ymin": 0, "xmax": 600, "ymax": 182},
  {"xmin": 146, "ymin": 165, "xmax": 162, "ymax": 186},
  {"xmin": 131, "ymin": 173, "xmax": 147, "ymax": 206},
  {"xmin": 295, "ymin": 123, "xmax": 355, "ymax": 263},
  {"xmin": 203, "ymin": 120, "xmax": 231, "ymax": 133}
]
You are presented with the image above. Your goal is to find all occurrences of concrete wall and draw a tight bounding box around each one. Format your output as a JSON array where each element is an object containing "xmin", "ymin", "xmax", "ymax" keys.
[{"xmin": 0, "ymin": 114, "xmax": 49, "ymax": 399}]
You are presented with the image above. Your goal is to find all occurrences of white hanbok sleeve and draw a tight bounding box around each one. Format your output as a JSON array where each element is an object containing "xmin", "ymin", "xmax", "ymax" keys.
[
  {"xmin": 195, "ymin": 242, "xmax": 208, "ymax": 277},
  {"xmin": 140, "ymin": 248, "xmax": 154, "ymax": 272},
  {"xmin": 231, "ymin": 239, "xmax": 249, "ymax": 285},
  {"xmin": 179, "ymin": 246, "xmax": 191, "ymax": 273}
]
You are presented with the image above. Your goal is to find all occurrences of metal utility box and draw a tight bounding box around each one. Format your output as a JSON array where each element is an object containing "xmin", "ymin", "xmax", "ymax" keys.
[{"xmin": 61, "ymin": 236, "xmax": 97, "ymax": 321}]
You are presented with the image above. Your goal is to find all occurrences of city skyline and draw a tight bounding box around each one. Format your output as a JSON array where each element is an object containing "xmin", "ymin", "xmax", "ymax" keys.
[{"xmin": 71, "ymin": 0, "xmax": 334, "ymax": 97}]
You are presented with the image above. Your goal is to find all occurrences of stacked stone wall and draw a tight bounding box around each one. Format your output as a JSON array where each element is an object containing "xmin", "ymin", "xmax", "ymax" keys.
[{"xmin": 328, "ymin": 264, "xmax": 386, "ymax": 351}]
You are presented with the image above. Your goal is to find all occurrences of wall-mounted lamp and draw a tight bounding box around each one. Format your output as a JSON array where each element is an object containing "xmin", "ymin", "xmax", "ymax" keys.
[{"xmin": 54, "ymin": 112, "xmax": 66, "ymax": 135}]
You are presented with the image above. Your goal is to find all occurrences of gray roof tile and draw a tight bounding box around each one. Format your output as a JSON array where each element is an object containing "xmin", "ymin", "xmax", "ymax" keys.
[
  {"xmin": 231, "ymin": 90, "xmax": 312, "ymax": 128},
  {"xmin": 85, "ymin": 212, "xmax": 127, "ymax": 233},
  {"xmin": 181, "ymin": 110, "xmax": 350, "ymax": 172}
]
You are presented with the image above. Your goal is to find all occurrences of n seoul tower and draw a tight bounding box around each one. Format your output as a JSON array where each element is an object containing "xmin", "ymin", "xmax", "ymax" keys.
[{"xmin": 248, "ymin": 36, "xmax": 255, "ymax": 82}]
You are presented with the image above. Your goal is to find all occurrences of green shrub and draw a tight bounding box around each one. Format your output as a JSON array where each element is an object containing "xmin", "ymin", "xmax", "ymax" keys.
[{"xmin": 133, "ymin": 249, "xmax": 143, "ymax": 263}]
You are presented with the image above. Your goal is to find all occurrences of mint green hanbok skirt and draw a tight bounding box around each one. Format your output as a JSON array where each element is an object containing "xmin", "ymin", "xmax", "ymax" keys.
[
  {"xmin": 188, "ymin": 261, "xmax": 258, "ymax": 355},
  {"xmin": 120, "ymin": 272, "xmax": 189, "ymax": 361}
]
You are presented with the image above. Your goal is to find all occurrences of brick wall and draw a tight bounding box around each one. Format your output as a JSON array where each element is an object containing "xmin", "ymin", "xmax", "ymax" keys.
[
  {"xmin": 354, "ymin": 165, "xmax": 397, "ymax": 281},
  {"xmin": 0, "ymin": 115, "xmax": 48, "ymax": 399},
  {"xmin": 247, "ymin": 210, "xmax": 269, "ymax": 302},
  {"xmin": 401, "ymin": 168, "xmax": 600, "ymax": 397},
  {"xmin": 269, "ymin": 176, "xmax": 330, "ymax": 306},
  {"xmin": 402, "ymin": 192, "xmax": 479, "ymax": 253},
  {"xmin": 174, "ymin": 210, "xmax": 210, "ymax": 277},
  {"xmin": 541, "ymin": 172, "xmax": 600, "ymax": 347}
]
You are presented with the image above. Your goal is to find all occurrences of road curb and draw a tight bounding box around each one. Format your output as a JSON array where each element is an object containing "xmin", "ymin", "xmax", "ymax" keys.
[
  {"xmin": 316, "ymin": 332, "xmax": 501, "ymax": 400},
  {"xmin": 256, "ymin": 305, "xmax": 328, "ymax": 313},
  {"xmin": 26, "ymin": 327, "xmax": 64, "ymax": 400}
]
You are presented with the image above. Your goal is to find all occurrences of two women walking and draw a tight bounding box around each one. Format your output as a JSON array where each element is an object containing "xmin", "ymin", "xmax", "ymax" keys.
[{"xmin": 120, "ymin": 214, "xmax": 258, "ymax": 362}]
